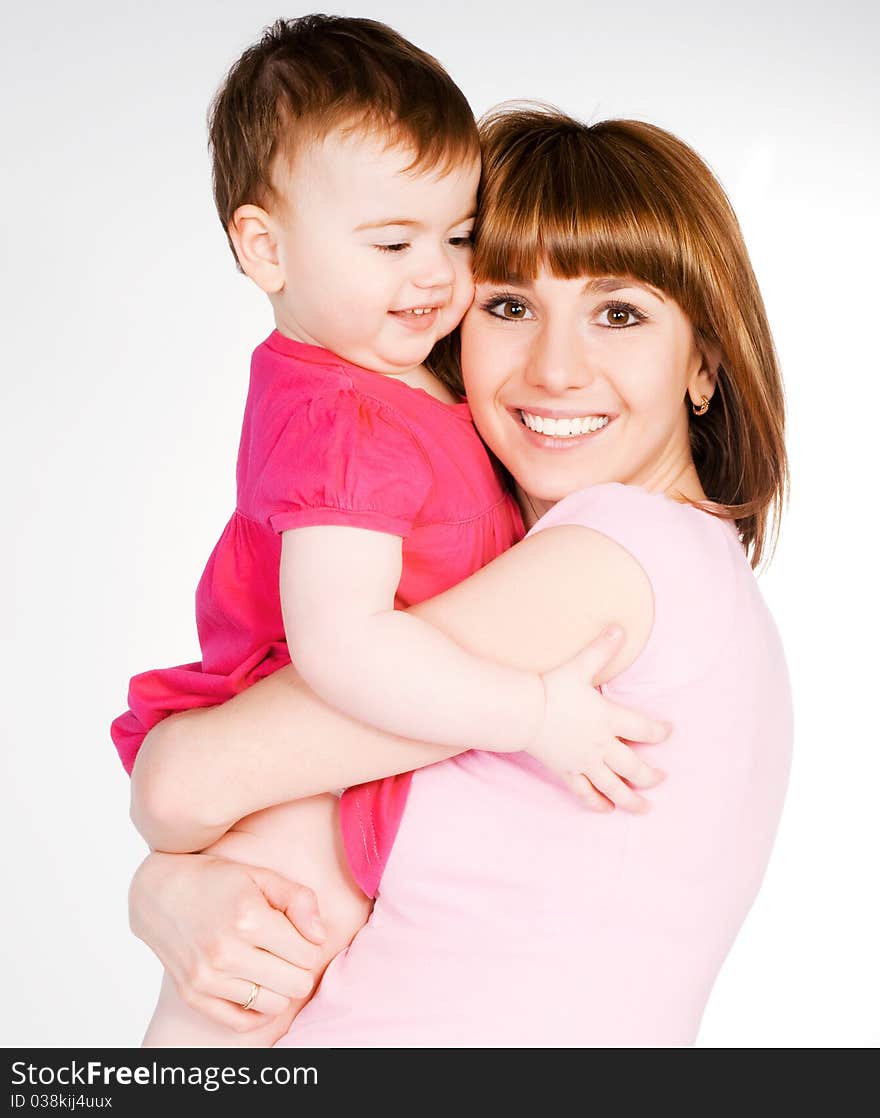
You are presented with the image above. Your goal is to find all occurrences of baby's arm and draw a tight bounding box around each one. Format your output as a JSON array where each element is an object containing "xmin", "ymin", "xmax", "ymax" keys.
[
  {"xmin": 282, "ymin": 524, "xmax": 544, "ymax": 751},
  {"xmin": 282, "ymin": 524, "xmax": 664, "ymax": 785},
  {"xmin": 133, "ymin": 523, "xmax": 666, "ymax": 853}
]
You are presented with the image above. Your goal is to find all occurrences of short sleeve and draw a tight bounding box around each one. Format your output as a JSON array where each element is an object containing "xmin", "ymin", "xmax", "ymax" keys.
[
  {"xmin": 256, "ymin": 386, "xmax": 434, "ymax": 537},
  {"xmin": 528, "ymin": 482, "xmax": 743, "ymax": 689}
]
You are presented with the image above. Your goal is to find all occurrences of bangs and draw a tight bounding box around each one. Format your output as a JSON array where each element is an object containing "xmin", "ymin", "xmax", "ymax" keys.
[{"xmin": 474, "ymin": 109, "xmax": 698, "ymax": 308}]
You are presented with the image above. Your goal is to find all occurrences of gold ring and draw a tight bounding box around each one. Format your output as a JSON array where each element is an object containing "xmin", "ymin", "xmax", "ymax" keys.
[{"xmin": 241, "ymin": 982, "xmax": 260, "ymax": 1011}]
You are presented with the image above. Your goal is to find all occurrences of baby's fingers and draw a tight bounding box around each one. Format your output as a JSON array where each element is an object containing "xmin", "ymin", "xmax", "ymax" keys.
[
  {"xmin": 608, "ymin": 702, "xmax": 670, "ymax": 746},
  {"xmin": 606, "ymin": 739, "xmax": 665, "ymax": 790},
  {"xmin": 561, "ymin": 772, "xmax": 613, "ymax": 812},
  {"xmin": 587, "ymin": 764, "xmax": 651, "ymax": 813},
  {"xmin": 569, "ymin": 624, "xmax": 626, "ymax": 685}
]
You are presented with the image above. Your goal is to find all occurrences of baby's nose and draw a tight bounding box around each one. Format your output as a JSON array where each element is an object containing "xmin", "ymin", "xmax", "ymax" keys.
[{"xmin": 413, "ymin": 245, "xmax": 456, "ymax": 290}]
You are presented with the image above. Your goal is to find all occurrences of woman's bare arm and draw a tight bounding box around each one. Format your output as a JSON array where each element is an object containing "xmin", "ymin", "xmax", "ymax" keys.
[
  {"xmin": 131, "ymin": 524, "xmax": 656, "ymax": 852},
  {"xmin": 130, "ymin": 669, "xmax": 460, "ymax": 852}
]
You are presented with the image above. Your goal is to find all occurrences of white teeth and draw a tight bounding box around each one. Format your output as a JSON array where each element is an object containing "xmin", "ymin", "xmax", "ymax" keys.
[
  {"xmin": 400, "ymin": 307, "xmax": 435, "ymax": 315},
  {"xmin": 520, "ymin": 411, "xmax": 609, "ymax": 437}
]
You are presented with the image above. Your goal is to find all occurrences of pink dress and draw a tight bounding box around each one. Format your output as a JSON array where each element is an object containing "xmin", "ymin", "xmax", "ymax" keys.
[
  {"xmin": 111, "ymin": 331, "xmax": 523, "ymax": 891},
  {"xmin": 277, "ymin": 483, "xmax": 793, "ymax": 1047}
]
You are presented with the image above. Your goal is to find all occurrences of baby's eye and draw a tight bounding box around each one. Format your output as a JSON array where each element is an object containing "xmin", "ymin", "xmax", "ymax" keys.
[
  {"xmin": 375, "ymin": 243, "xmax": 409, "ymax": 254},
  {"xmin": 448, "ymin": 234, "xmax": 474, "ymax": 248},
  {"xmin": 485, "ymin": 298, "xmax": 534, "ymax": 321}
]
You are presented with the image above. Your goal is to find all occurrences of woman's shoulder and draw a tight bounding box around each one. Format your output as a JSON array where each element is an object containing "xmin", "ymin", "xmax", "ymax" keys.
[
  {"xmin": 531, "ymin": 483, "xmax": 741, "ymax": 579},
  {"xmin": 528, "ymin": 483, "xmax": 748, "ymax": 686},
  {"xmin": 532, "ymin": 480, "xmax": 721, "ymax": 535}
]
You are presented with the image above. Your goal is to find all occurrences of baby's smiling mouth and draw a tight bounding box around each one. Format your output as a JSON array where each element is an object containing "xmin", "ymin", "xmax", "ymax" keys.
[
  {"xmin": 388, "ymin": 305, "xmax": 446, "ymax": 332},
  {"xmin": 389, "ymin": 305, "xmax": 443, "ymax": 316},
  {"xmin": 519, "ymin": 409, "xmax": 611, "ymax": 438}
]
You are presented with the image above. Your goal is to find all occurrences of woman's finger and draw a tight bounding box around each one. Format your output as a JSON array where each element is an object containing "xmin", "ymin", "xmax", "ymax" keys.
[
  {"xmin": 231, "ymin": 977, "xmax": 292, "ymax": 1018},
  {"xmin": 204, "ymin": 974, "xmax": 292, "ymax": 1018},
  {"xmin": 562, "ymin": 771, "xmax": 613, "ymax": 812},
  {"xmin": 192, "ymin": 912, "xmax": 320, "ymax": 1004},
  {"xmin": 587, "ymin": 763, "xmax": 651, "ymax": 813},
  {"xmin": 606, "ymin": 739, "xmax": 665, "ymax": 789},
  {"xmin": 178, "ymin": 986, "xmax": 282, "ymax": 1034},
  {"xmin": 186, "ymin": 950, "xmax": 292, "ymax": 1016},
  {"xmin": 239, "ymin": 944, "xmax": 316, "ymax": 1001},
  {"xmin": 250, "ymin": 905, "xmax": 326, "ymax": 973},
  {"xmin": 251, "ymin": 866, "xmax": 328, "ymax": 945}
]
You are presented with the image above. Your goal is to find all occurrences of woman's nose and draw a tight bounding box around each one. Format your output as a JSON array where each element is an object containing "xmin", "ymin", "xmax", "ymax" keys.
[{"xmin": 524, "ymin": 321, "xmax": 595, "ymax": 394}]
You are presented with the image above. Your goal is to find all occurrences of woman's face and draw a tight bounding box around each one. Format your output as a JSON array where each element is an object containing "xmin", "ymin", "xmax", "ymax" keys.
[{"xmin": 460, "ymin": 269, "xmax": 715, "ymax": 510}]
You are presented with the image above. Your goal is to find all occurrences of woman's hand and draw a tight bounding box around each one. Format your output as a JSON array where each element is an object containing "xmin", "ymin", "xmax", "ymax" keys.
[{"xmin": 130, "ymin": 852, "xmax": 327, "ymax": 1033}]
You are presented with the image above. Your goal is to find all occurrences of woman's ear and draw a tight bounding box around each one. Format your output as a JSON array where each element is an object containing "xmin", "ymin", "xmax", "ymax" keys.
[
  {"xmin": 688, "ymin": 339, "xmax": 723, "ymax": 410},
  {"xmin": 228, "ymin": 205, "xmax": 284, "ymax": 294}
]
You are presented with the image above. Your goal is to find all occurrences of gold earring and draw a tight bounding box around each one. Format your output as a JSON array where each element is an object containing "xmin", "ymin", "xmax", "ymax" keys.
[{"xmin": 692, "ymin": 395, "xmax": 710, "ymax": 416}]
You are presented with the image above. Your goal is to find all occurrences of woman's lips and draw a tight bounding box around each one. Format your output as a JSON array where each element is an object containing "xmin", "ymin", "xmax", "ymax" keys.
[{"xmin": 510, "ymin": 407, "xmax": 615, "ymax": 450}]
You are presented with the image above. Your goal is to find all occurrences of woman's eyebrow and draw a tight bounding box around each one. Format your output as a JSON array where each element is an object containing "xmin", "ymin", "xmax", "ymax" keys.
[{"xmin": 581, "ymin": 276, "xmax": 666, "ymax": 301}]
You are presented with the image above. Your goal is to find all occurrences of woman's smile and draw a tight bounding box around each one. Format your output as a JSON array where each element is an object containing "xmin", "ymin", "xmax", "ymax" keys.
[
  {"xmin": 513, "ymin": 406, "xmax": 615, "ymax": 450},
  {"xmin": 461, "ymin": 270, "xmax": 714, "ymax": 503}
]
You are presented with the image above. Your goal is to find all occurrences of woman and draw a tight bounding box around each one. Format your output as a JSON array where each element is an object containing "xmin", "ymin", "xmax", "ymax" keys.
[{"xmin": 128, "ymin": 105, "xmax": 791, "ymax": 1047}]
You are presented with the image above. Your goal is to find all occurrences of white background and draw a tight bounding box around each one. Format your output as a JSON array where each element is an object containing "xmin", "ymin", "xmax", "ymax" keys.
[{"xmin": 3, "ymin": 0, "xmax": 878, "ymax": 1047}]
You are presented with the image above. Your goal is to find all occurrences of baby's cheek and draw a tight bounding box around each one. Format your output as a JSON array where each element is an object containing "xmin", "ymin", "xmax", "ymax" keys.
[{"xmin": 451, "ymin": 275, "xmax": 476, "ymax": 323}]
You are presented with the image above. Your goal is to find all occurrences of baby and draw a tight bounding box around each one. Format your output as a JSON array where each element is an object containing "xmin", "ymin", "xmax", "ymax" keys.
[{"xmin": 114, "ymin": 16, "xmax": 666, "ymax": 1045}]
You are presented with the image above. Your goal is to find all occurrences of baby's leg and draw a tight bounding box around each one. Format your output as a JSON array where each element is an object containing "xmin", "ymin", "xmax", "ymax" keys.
[{"xmin": 141, "ymin": 794, "xmax": 372, "ymax": 1048}]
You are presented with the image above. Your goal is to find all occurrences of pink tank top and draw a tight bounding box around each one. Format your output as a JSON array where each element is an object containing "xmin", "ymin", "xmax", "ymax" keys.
[{"xmin": 277, "ymin": 483, "xmax": 793, "ymax": 1047}]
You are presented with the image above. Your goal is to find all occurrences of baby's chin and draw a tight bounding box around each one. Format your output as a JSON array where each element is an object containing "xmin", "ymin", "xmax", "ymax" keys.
[
  {"xmin": 374, "ymin": 335, "xmax": 449, "ymax": 372},
  {"xmin": 338, "ymin": 310, "xmax": 464, "ymax": 373},
  {"xmin": 340, "ymin": 345, "xmax": 435, "ymax": 377}
]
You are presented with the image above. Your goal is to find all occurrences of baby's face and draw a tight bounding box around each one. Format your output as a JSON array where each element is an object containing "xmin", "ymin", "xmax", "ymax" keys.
[{"xmin": 268, "ymin": 128, "xmax": 479, "ymax": 374}]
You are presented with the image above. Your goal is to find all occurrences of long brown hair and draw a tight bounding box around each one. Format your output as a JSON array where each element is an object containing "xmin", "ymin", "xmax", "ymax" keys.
[{"xmin": 441, "ymin": 104, "xmax": 788, "ymax": 567}]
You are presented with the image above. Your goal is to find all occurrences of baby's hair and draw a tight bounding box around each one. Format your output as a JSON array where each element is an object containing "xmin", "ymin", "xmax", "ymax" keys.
[{"xmin": 209, "ymin": 15, "xmax": 480, "ymax": 259}]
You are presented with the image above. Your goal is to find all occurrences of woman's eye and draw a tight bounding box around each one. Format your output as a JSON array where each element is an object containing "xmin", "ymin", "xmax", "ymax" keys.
[
  {"xmin": 448, "ymin": 234, "xmax": 474, "ymax": 248},
  {"xmin": 486, "ymin": 299, "xmax": 534, "ymax": 321},
  {"xmin": 599, "ymin": 302, "xmax": 644, "ymax": 328},
  {"xmin": 375, "ymin": 243, "xmax": 409, "ymax": 254}
]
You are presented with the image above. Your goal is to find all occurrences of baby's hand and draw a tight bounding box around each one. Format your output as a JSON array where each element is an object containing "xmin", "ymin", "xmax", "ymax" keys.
[{"xmin": 526, "ymin": 626, "xmax": 669, "ymax": 812}]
